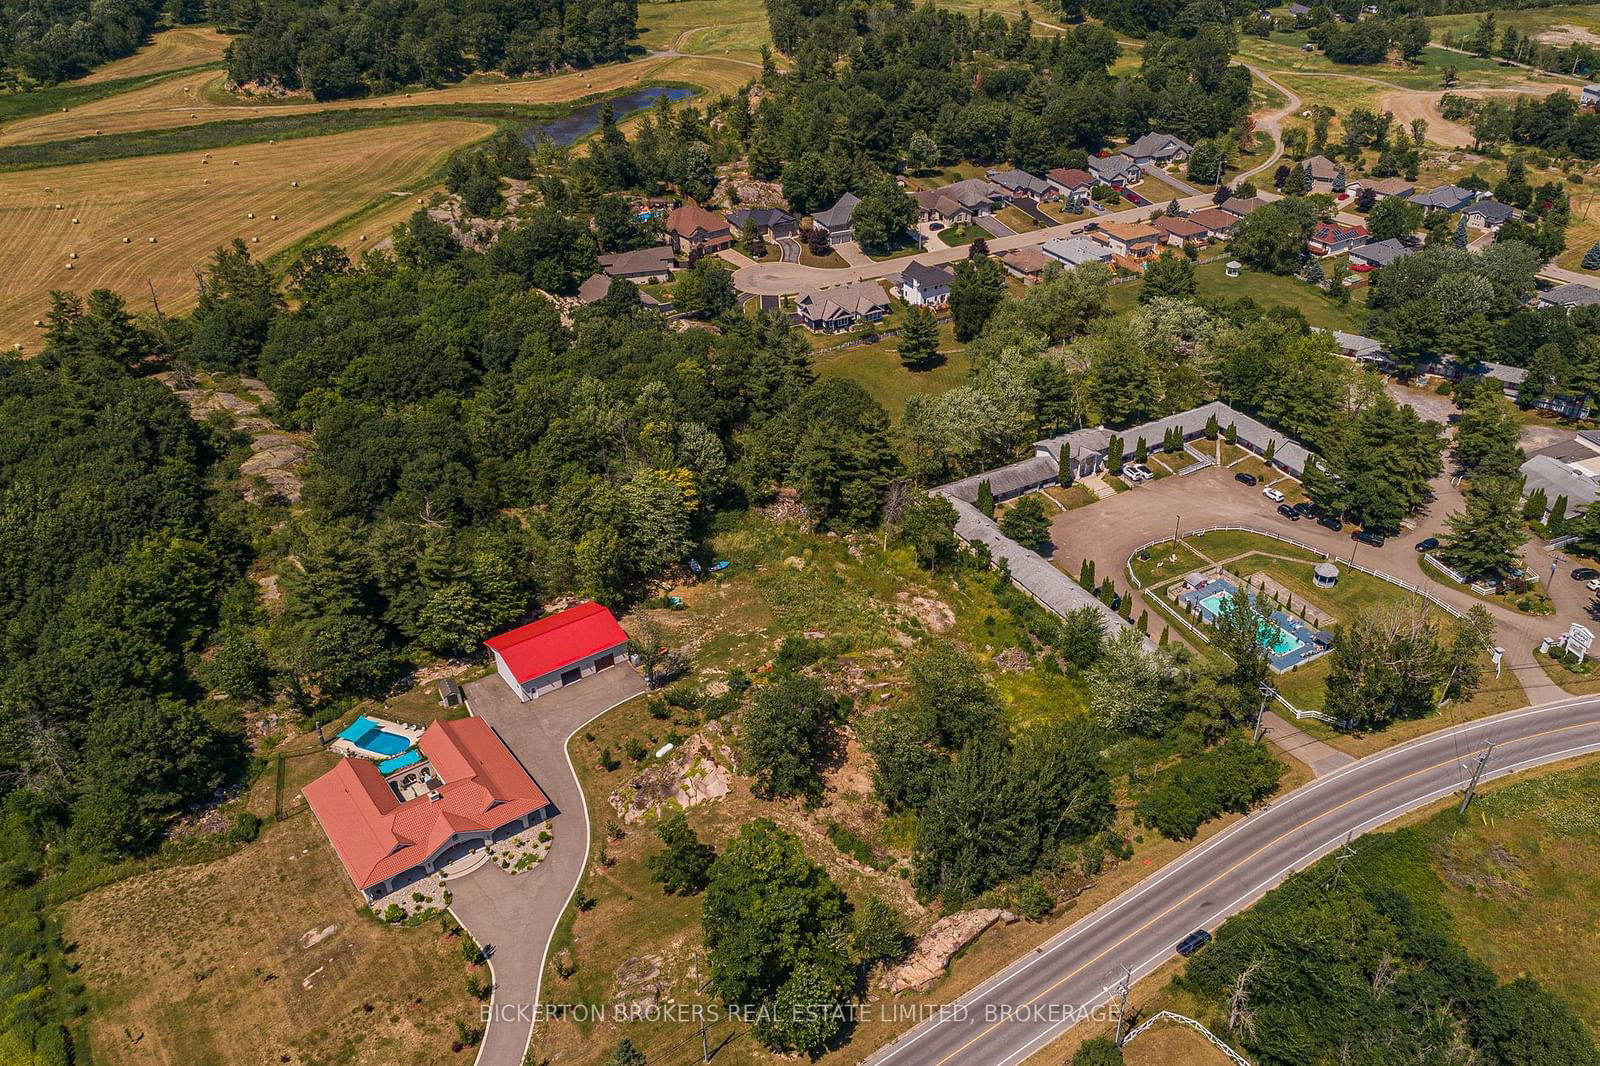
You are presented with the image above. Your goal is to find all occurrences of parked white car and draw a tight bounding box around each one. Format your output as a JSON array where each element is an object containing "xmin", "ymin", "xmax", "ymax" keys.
[
  {"xmin": 1262, "ymin": 486, "xmax": 1285, "ymax": 503},
  {"xmin": 1587, "ymin": 578, "xmax": 1600, "ymax": 592},
  {"xmin": 1123, "ymin": 464, "xmax": 1153, "ymax": 482}
]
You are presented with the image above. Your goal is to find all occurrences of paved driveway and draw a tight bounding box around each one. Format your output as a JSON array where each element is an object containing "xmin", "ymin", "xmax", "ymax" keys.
[
  {"xmin": 776, "ymin": 236, "xmax": 800, "ymax": 263},
  {"xmin": 976, "ymin": 213, "xmax": 1015, "ymax": 238},
  {"xmin": 1046, "ymin": 464, "xmax": 1569, "ymax": 705},
  {"xmin": 455, "ymin": 666, "xmax": 648, "ymax": 1066}
]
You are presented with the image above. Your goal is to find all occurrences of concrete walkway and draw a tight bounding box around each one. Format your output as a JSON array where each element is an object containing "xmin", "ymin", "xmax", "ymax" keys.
[{"xmin": 456, "ymin": 666, "xmax": 649, "ymax": 1066}]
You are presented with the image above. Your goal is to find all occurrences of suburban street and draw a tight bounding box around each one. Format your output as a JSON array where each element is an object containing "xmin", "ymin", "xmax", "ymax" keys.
[{"xmin": 862, "ymin": 694, "xmax": 1600, "ymax": 1066}]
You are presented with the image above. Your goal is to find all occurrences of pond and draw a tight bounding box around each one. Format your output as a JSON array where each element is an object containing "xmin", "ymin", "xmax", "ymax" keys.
[{"xmin": 522, "ymin": 86, "xmax": 694, "ymax": 147}]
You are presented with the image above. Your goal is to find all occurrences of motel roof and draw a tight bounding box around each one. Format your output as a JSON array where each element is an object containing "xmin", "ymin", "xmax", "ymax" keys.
[
  {"xmin": 304, "ymin": 717, "xmax": 548, "ymax": 890},
  {"xmin": 485, "ymin": 602, "xmax": 629, "ymax": 684},
  {"xmin": 1035, "ymin": 401, "xmax": 1312, "ymax": 477}
]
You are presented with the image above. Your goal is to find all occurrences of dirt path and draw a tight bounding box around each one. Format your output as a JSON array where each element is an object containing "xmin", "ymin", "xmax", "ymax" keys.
[{"xmin": 1241, "ymin": 65, "xmax": 1302, "ymax": 182}]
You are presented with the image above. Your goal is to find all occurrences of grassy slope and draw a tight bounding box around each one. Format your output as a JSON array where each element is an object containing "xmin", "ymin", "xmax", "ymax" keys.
[{"xmin": 1106, "ymin": 259, "xmax": 1372, "ymax": 333}]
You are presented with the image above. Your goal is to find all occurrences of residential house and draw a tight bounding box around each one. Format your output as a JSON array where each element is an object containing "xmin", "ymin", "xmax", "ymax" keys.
[
  {"xmin": 1307, "ymin": 220, "xmax": 1368, "ymax": 256},
  {"xmin": 576, "ymin": 273, "xmax": 665, "ymax": 310},
  {"xmin": 1539, "ymin": 282, "xmax": 1600, "ymax": 310},
  {"xmin": 1408, "ymin": 185, "xmax": 1477, "ymax": 213},
  {"xmin": 794, "ymin": 280, "xmax": 891, "ymax": 332},
  {"xmin": 1125, "ymin": 132, "xmax": 1195, "ymax": 168},
  {"xmin": 304, "ymin": 717, "xmax": 553, "ymax": 902},
  {"xmin": 726, "ymin": 206, "xmax": 799, "ymax": 240},
  {"xmin": 1300, "ymin": 154, "xmax": 1343, "ymax": 192},
  {"xmin": 811, "ymin": 192, "xmax": 861, "ymax": 245},
  {"xmin": 1046, "ymin": 167, "xmax": 1096, "ymax": 207},
  {"xmin": 986, "ymin": 168, "xmax": 1056, "ymax": 202},
  {"xmin": 487, "ymin": 602, "xmax": 631, "ymax": 702},
  {"xmin": 892, "ymin": 260, "xmax": 955, "ymax": 307},
  {"xmin": 1218, "ymin": 195, "xmax": 1268, "ymax": 219},
  {"xmin": 1088, "ymin": 152, "xmax": 1141, "ymax": 187},
  {"xmin": 1153, "ymin": 214, "xmax": 1210, "ymax": 247},
  {"xmin": 1095, "ymin": 221, "xmax": 1163, "ymax": 271},
  {"xmin": 1349, "ymin": 237, "xmax": 1415, "ymax": 271},
  {"xmin": 998, "ymin": 247, "xmax": 1049, "ymax": 284},
  {"xmin": 1462, "ymin": 200, "xmax": 1514, "ymax": 231},
  {"xmin": 915, "ymin": 178, "xmax": 1002, "ymax": 223},
  {"xmin": 1288, "ymin": 2, "xmax": 1311, "ymax": 15},
  {"xmin": 1325, "ymin": 328, "xmax": 1389, "ymax": 368},
  {"xmin": 1041, "ymin": 235, "xmax": 1115, "ymax": 270},
  {"xmin": 1187, "ymin": 207, "xmax": 1239, "ymax": 238},
  {"xmin": 597, "ymin": 244, "xmax": 675, "ymax": 282},
  {"xmin": 1583, "ymin": 84, "xmax": 1600, "ymax": 108},
  {"xmin": 665, "ymin": 201, "xmax": 733, "ymax": 257},
  {"xmin": 1352, "ymin": 176, "xmax": 1415, "ymax": 201}
]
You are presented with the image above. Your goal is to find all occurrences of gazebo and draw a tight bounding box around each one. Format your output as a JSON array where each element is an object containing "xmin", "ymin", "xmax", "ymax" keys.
[
  {"xmin": 1225, "ymin": 260, "xmax": 1242, "ymax": 278},
  {"xmin": 1313, "ymin": 561, "xmax": 1339, "ymax": 588}
]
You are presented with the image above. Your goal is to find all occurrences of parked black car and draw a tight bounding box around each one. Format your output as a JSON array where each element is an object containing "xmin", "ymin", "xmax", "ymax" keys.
[
  {"xmin": 1318, "ymin": 515, "xmax": 1344, "ymax": 532},
  {"xmin": 1235, "ymin": 472, "xmax": 1258, "ymax": 486},
  {"xmin": 1353, "ymin": 530, "xmax": 1386, "ymax": 547},
  {"xmin": 1414, "ymin": 537, "xmax": 1439, "ymax": 553},
  {"xmin": 1293, "ymin": 501, "xmax": 1316, "ymax": 518},
  {"xmin": 1175, "ymin": 929, "xmax": 1212, "ymax": 957},
  {"xmin": 1572, "ymin": 567, "xmax": 1600, "ymax": 581},
  {"xmin": 1277, "ymin": 503, "xmax": 1300, "ymax": 520}
]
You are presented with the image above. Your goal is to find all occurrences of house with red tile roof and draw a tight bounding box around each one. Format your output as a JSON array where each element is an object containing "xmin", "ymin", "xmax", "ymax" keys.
[
  {"xmin": 304, "ymin": 717, "xmax": 551, "ymax": 901},
  {"xmin": 665, "ymin": 201, "xmax": 733, "ymax": 257},
  {"xmin": 486, "ymin": 602, "xmax": 631, "ymax": 702}
]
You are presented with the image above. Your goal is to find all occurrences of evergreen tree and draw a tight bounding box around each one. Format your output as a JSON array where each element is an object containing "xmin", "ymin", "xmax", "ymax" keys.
[
  {"xmin": 976, "ymin": 478, "xmax": 995, "ymax": 518},
  {"xmin": 1453, "ymin": 212, "xmax": 1469, "ymax": 249},
  {"xmin": 1107, "ymin": 434, "xmax": 1125, "ymax": 473},
  {"xmin": 1584, "ymin": 243, "xmax": 1600, "ymax": 270},
  {"xmin": 897, "ymin": 305, "xmax": 941, "ymax": 370},
  {"xmin": 1001, "ymin": 494, "xmax": 1052, "ymax": 551},
  {"xmin": 1440, "ymin": 477, "xmax": 1525, "ymax": 580}
]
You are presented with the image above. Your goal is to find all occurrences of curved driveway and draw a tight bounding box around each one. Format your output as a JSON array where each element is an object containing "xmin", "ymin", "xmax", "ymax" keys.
[{"xmin": 863, "ymin": 694, "xmax": 1600, "ymax": 1066}]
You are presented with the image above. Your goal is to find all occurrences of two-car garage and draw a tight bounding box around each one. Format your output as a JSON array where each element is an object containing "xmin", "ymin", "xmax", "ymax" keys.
[{"xmin": 485, "ymin": 602, "xmax": 631, "ymax": 702}]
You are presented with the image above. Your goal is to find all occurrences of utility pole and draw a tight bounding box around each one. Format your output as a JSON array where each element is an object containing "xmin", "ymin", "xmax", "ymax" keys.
[
  {"xmin": 1254, "ymin": 682, "xmax": 1274, "ymax": 743},
  {"xmin": 1113, "ymin": 965, "xmax": 1132, "ymax": 1045},
  {"xmin": 1331, "ymin": 831, "xmax": 1356, "ymax": 890},
  {"xmin": 1460, "ymin": 744, "xmax": 1494, "ymax": 814}
]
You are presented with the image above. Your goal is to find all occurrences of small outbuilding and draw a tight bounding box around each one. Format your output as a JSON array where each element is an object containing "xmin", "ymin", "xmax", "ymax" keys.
[
  {"xmin": 486, "ymin": 602, "xmax": 630, "ymax": 702},
  {"xmin": 437, "ymin": 678, "xmax": 463, "ymax": 707},
  {"xmin": 1314, "ymin": 561, "xmax": 1339, "ymax": 588},
  {"xmin": 1225, "ymin": 260, "xmax": 1241, "ymax": 278}
]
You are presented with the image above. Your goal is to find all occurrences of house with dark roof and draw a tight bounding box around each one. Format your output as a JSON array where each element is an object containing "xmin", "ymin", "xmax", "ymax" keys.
[
  {"xmin": 794, "ymin": 280, "xmax": 891, "ymax": 332},
  {"xmin": 304, "ymin": 717, "xmax": 553, "ymax": 901},
  {"xmin": 726, "ymin": 206, "xmax": 798, "ymax": 239},
  {"xmin": 1463, "ymin": 200, "xmax": 1514, "ymax": 231},
  {"xmin": 1218, "ymin": 195, "xmax": 1268, "ymax": 219},
  {"xmin": 1308, "ymin": 220, "xmax": 1368, "ymax": 256},
  {"xmin": 1349, "ymin": 237, "xmax": 1415, "ymax": 270},
  {"xmin": 1408, "ymin": 185, "xmax": 1477, "ymax": 213},
  {"xmin": 987, "ymin": 168, "xmax": 1056, "ymax": 202},
  {"xmin": 577, "ymin": 274, "xmax": 666, "ymax": 310},
  {"xmin": 1125, "ymin": 132, "xmax": 1194, "ymax": 167},
  {"xmin": 891, "ymin": 260, "xmax": 955, "ymax": 306},
  {"xmin": 1300, "ymin": 154, "xmax": 1342, "ymax": 191},
  {"xmin": 811, "ymin": 192, "xmax": 861, "ymax": 245},
  {"xmin": 915, "ymin": 178, "xmax": 1003, "ymax": 222},
  {"xmin": 1539, "ymin": 282, "xmax": 1600, "ymax": 310},
  {"xmin": 1583, "ymin": 84, "xmax": 1600, "ymax": 108},
  {"xmin": 1288, "ymin": 3, "xmax": 1311, "ymax": 15},
  {"xmin": 597, "ymin": 244, "xmax": 676, "ymax": 282},
  {"xmin": 1088, "ymin": 153, "xmax": 1141, "ymax": 187},
  {"xmin": 665, "ymin": 201, "xmax": 733, "ymax": 257},
  {"xmin": 1153, "ymin": 214, "xmax": 1210, "ymax": 246},
  {"xmin": 486, "ymin": 602, "xmax": 631, "ymax": 702}
]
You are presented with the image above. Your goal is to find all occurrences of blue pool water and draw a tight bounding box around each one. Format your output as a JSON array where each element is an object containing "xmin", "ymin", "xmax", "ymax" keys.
[
  {"xmin": 336, "ymin": 715, "xmax": 412, "ymax": 757},
  {"xmin": 377, "ymin": 749, "xmax": 423, "ymax": 775},
  {"xmin": 1195, "ymin": 587, "xmax": 1306, "ymax": 657}
]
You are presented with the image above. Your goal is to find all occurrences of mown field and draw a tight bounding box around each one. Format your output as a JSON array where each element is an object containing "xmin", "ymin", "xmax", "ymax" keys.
[
  {"xmin": 78, "ymin": 25, "xmax": 232, "ymax": 83},
  {"xmin": 0, "ymin": 121, "xmax": 494, "ymax": 350}
]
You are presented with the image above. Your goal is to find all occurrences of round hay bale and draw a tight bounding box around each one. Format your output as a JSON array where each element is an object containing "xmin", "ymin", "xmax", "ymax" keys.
[
  {"xmin": 271, "ymin": 213, "xmax": 278, "ymax": 220},
  {"xmin": 69, "ymin": 252, "xmax": 77, "ymax": 259},
  {"xmin": 71, "ymin": 217, "xmax": 79, "ymax": 224},
  {"xmin": 33, "ymin": 320, "xmax": 44, "ymax": 327},
  {"xmin": 247, "ymin": 212, "xmax": 255, "ymax": 219},
  {"xmin": 251, "ymin": 236, "xmax": 260, "ymax": 243},
  {"xmin": 54, "ymin": 203, "xmax": 62, "ymax": 210},
  {"xmin": 65, "ymin": 263, "xmax": 73, "ymax": 270},
  {"xmin": 94, "ymin": 129, "xmax": 101, "ymax": 135},
  {"xmin": 123, "ymin": 237, "xmax": 131, "ymax": 243},
  {"xmin": 360, "ymin": 234, "xmax": 368, "ymax": 241},
  {"xmin": 60, "ymin": 107, "xmax": 67, "ymax": 112},
  {"xmin": 191, "ymin": 113, "xmax": 197, "ymax": 117},
  {"xmin": 292, "ymin": 181, "xmax": 299, "ymax": 187},
  {"xmin": 149, "ymin": 237, "xmax": 157, "ymax": 243},
  {"xmin": 202, "ymin": 158, "xmax": 208, "ymax": 164},
  {"xmin": 232, "ymin": 160, "xmax": 239, "ymax": 165}
]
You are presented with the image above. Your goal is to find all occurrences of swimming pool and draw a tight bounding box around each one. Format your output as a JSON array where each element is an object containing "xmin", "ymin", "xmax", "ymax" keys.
[
  {"xmin": 1196, "ymin": 591, "xmax": 1305, "ymax": 656},
  {"xmin": 377, "ymin": 749, "xmax": 423, "ymax": 775},
  {"xmin": 336, "ymin": 715, "xmax": 413, "ymax": 757}
]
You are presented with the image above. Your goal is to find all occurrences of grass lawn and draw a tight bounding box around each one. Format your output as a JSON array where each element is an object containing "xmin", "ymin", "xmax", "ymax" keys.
[
  {"xmin": 799, "ymin": 243, "xmax": 852, "ymax": 268},
  {"xmin": 994, "ymin": 204, "xmax": 1041, "ymax": 233},
  {"xmin": 1103, "ymin": 259, "xmax": 1369, "ymax": 331},
  {"xmin": 863, "ymin": 231, "xmax": 926, "ymax": 262},
  {"xmin": 634, "ymin": 0, "xmax": 774, "ymax": 61},
  {"xmin": 812, "ymin": 322, "xmax": 968, "ymax": 421},
  {"xmin": 1043, "ymin": 483, "xmax": 1098, "ymax": 511},
  {"xmin": 1151, "ymin": 448, "xmax": 1200, "ymax": 474},
  {"xmin": 936, "ymin": 222, "xmax": 988, "ymax": 247},
  {"xmin": 1534, "ymin": 646, "xmax": 1600, "ymax": 695},
  {"xmin": 1128, "ymin": 539, "xmax": 1214, "ymax": 590},
  {"xmin": 1183, "ymin": 530, "xmax": 1323, "ymax": 566}
]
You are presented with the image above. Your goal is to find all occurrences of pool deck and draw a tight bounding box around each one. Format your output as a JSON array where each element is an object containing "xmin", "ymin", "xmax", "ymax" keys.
[
  {"xmin": 1177, "ymin": 574, "xmax": 1333, "ymax": 671},
  {"xmin": 328, "ymin": 713, "xmax": 425, "ymax": 761}
]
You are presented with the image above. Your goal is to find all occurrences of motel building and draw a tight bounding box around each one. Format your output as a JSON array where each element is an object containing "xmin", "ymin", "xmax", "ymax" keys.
[
  {"xmin": 304, "ymin": 716, "xmax": 552, "ymax": 903},
  {"xmin": 485, "ymin": 601, "xmax": 630, "ymax": 702}
]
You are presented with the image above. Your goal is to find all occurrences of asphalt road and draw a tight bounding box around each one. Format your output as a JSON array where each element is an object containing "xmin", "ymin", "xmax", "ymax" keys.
[{"xmin": 862, "ymin": 695, "xmax": 1600, "ymax": 1066}]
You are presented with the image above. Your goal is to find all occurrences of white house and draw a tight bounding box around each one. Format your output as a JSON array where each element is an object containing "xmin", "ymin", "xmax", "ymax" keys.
[{"xmin": 892, "ymin": 260, "xmax": 955, "ymax": 307}]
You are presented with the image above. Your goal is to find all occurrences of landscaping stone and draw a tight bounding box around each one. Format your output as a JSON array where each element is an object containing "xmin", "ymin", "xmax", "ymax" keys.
[{"xmin": 881, "ymin": 909, "xmax": 1019, "ymax": 995}]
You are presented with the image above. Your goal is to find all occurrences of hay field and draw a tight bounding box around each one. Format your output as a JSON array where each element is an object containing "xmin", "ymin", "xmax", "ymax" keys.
[
  {"xmin": 62, "ymin": 784, "xmax": 478, "ymax": 1065},
  {"xmin": 0, "ymin": 120, "xmax": 492, "ymax": 350},
  {"xmin": 79, "ymin": 26, "xmax": 232, "ymax": 83},
  {"xmin": 1, "ymin": 53, "xmax": 750, "ymax": 148},
  {"xmin": 637, "ymin": 0, "xmax": 774, "ymax": 61}
]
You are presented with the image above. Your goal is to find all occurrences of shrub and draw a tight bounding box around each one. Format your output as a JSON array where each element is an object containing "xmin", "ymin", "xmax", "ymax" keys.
[
  {"xmin": 383, "ymin": 903, "xmax": 406, "ymax": 923},
  {"xmin": 1135, "ymin": 738, "xmax": 1284, "ymax": 840},
  {"xmin": 225, "ymin": 811, "xmax": 261, "ymax": 843},
  {"xmin": 1014, "ymin": 878, "xmax": 1055, "ymax": 920}
]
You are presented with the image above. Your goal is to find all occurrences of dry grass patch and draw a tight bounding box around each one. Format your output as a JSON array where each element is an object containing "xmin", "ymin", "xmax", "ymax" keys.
[
  {"xmin": 62, "ymin": 793, "xmax": 479, "ymax": 1066},
  {"xmin": 0, "ymin": 120, "xmax": 493, "ymax": 350},
  {"xmin": 80, "ymin": 26, "xmax": 232, "ymax": 83}
]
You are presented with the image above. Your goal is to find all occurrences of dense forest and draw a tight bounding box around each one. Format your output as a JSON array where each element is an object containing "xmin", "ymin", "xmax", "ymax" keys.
[
  {"xmin": 0, "ymin": 0, "xmax": 164, "ymax": 83},
  {"xmin": 214, "ymin": 0, "xmax": 639, "ymax": 99}
]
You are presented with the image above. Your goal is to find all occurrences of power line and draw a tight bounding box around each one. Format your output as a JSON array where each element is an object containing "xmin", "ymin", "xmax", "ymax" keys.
[{"xmin": 1459, "ymin": 743, "xmax": 1494, "ymax": 815}]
